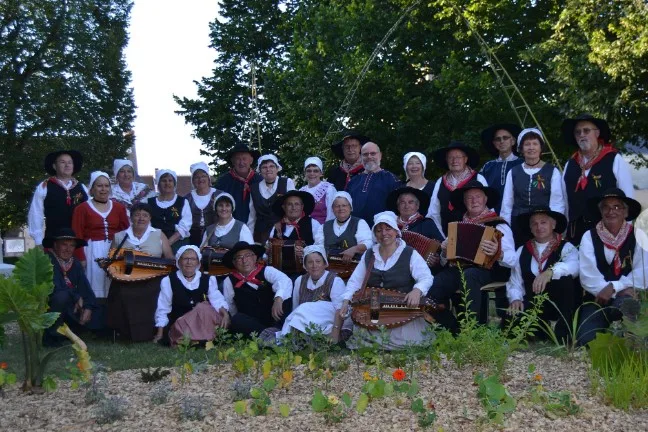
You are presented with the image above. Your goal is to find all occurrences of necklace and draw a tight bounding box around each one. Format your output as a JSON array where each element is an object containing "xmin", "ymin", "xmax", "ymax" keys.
[
  {"xmin": 94, "ymin": 199, "xmax": 109, "ymax": 204},
  {"xmin": 524, "ymin": 159, "xmax": 542, "ymax": 168}
]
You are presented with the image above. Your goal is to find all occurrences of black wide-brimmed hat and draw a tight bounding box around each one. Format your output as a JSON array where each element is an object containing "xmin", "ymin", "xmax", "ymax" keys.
[
  {"xmin": 42, "ymin": 227, "xmax": 87, "ymax": 249},
  {"xmin": 44, "ymin": 150, "xmax": 83, "ymax": 176},
  {"xmin": 225, "ymin": 144, "xmax": 261, "ymax": 164},
  {"xmin": 449, "ymin": 180, "xmax": 499, "ymax": 210},
  {"xmin": 330, "ymin": 131, "xmax": 371, "ymax": 159},
  {"xmin": 272, "ymin": 190, "xmax": 316, "ymax": 217},
  {"xmin": 516, "ymin": 206, "xmax": 568, "ymax": 239},
  {"xmin": 432, "ymin": 141, "xmax": 480, "ymax": 171},
  {"xmin": 561, "ymin": 114, "xmax": 611, "ymax": 146},
  {"xmin": 222, "ymin": 241, "xmax": 265, "ymax": 269},
  {"xmin": 480, "ymin": 123, "xmax": 523, "ymax": 157},
  {"xmin": 386, "ymin": 186, "xmax": 431, "ymax": 216},
  {"xmin": 588, "ymin": 188, "xmax": 642, "ymax": 221}
]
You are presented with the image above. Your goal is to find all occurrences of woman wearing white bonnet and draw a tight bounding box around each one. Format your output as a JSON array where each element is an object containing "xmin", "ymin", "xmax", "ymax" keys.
[
  {"xmin": 71, "ymin": 171, "xmax": 130, "ymax": 298},
  {"xmin": 402, "ymin": 151, "xmax": 434, "ymax": 195},
  {"xmin": 201, "ymin": 192, "xmax": 254, "ymax": 249},
  {"xmin": 300, "ymin": 156, "xmax": 337, "ymax": 224},
  {"xmin": 185, "ymin": 161, "xmax": 224, "ymax": 246},
  {"xmin": 339, "ymin": 211, "xmax": 434, "ymax": 350},
  {"xmin": 277, "ymin": 245, "xmax": 346, "ymax": 340},
  {"xmin": 111, "ymin": 159, "xmax": 154, "ymax": 215},
  {"xmin": 322, "ymin": 191, "xmax": 373, "ymax": 262},
  {"xmin": 248, "ymin": 154, "xmax": 296, "ymax": 243}
]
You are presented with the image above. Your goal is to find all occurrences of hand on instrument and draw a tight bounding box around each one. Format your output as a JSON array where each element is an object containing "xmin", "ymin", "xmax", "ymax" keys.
[
  {"xmin": 428, "ymin": 253, "xmax": 440, "ymax": 268},
  {"xmin": 508, "ymin": 300, "xmax": 524, "ymax": 315},
  {"xmin": 595, "ymin": 283, "xmax": 615, "ymax": 305},
  {"xmin": 480, "ymin": 239, "xmax": 498, "ymax": 257},
  {"xmin": 404, "ymin": 288, "xmax": 422, "ymax": 308},
  {"xmin": 532, "ymin": 269, "xmax": 553, "ymax": 294},
  {"xmin": 440, "ymin": 239, "xmax": 448, "ymax": 252},
  {"xmin": 272, "ymin": 297, "xmax": 285, "ymax": 321},
  {"xmin": 341, "ymin": 247, "xmax": 358, "ymax": 263}
]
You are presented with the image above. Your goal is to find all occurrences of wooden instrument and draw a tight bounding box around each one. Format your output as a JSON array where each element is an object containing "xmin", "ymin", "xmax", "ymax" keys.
[
  {"xmin": 351, "ymin": 287, "xmax": 444, "ymax": 330},
  {"xmin": 401, "ymin": 231, "xmax": 441, "ymax": 268},
  {"xmin": 326, "ymin": 248, "xmax": 362, "ymax": 281},
  {"xmin": 446, "ymin": 221, "xmax": 503, "ymax": 269},
  {"xmin": 266, "ymin": 238, "xmax": 305, "ymax": 274},
  {"xmin": 97, "ymin": 249, "xmax": 175, "ymax": 282},
  {"xmin": 200, "ymin": 247, "xmax": 230, "ymax": 276}
]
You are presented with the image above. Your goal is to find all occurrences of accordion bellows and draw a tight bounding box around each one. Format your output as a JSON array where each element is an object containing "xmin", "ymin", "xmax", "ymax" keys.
[
  {"xmin": 446, "ymin": 221, "xmax": 503, "ymax": 269},
  {"xmin": 401, "ymin": 231, "xmax": 441, "ymax": 267}
]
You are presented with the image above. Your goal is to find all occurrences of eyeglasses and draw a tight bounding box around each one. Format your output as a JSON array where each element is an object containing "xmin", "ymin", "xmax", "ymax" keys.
[
  {"xmin": 574, "ymin": 128, "xmax": 598, "ymax": 136},
  {"xmin": 362, "ymin": 151, "xmax": 379, "ymax": 157},
  {"xmin": 234, "ymin": 253, "xmax": 257, "ymax": 262},
  {"xmin": 601, "ymin": 204, "xmax": 625, "ymax": 212},
  {"xmin": 493, "ymin": 135, "xmax": 512, "ymax": 143}
]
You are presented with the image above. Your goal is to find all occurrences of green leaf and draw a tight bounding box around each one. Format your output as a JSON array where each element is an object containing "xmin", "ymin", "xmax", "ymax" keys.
[
  {"xmin": 234, "ymin": 400, "xmax": 247, "ymax": 415},
  {"xmin": 407, "ymin": 379, "xmax": 420, "ymax": 398},
  {"xmin": 384, "ymin": 382, "xmax": 394, "ymax": 397},
  {"xmin": 527, "ymin": 363, "xmax": 536, "ymax": 374},
  {"xmin": 279, "ymin": 403, "xmax": 290, "ymax": 417},
  {"xmin": 250, "ymin": 387, "xmax": 264, "ymax": 399},
  {"xmin": 14, "ymin": 248, "xmax": 54, "ymax": 297},
  {"xmin": 263, "ymin": 377, "xmax": 277, "ymax": 392},
  {"xmin": 42, "ymin": 375, "xmax": 57, "ymax": 392},
  {"xmin": 311, "ymin": 389, "xmax": 328, "ymax": 412},
  {"xmin": 410, "ymin": 398, "xmax": 425, "ymax": 413},
  {"xmin": 356, "ymin": 393, "xmax": 369, "ymax": 414},
  {"xmin": 341, "ymin": 392, "xmax": 352, "ymax": 408}
]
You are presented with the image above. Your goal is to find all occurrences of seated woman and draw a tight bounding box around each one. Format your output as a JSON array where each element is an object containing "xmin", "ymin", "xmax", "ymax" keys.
[
  {"xmin": 338, "ymin": 211, "xmax": 434, "ymax": 350},
  {"xmin": 111, "ymin": 159, "xmax": 155, "ymax": 215},
  {"xmin": 201, "ymin": 192, "xmax": 254, "ymax": 249},
  {"xmin": 322, "ymin": 191, "xmax": 373, "ymax": 262},
  {"xmin": 185, "ymin": 162, "xmax": 223, "ymax": 246},
  {"xmin": 300, "ymin": 156, "xmax": 337, "ymax": 224},
  {"xmin": 500, "ymin": 128, "xmax": 565, "ymax": 246},
  {"xmin": 401, "ymin": 151, "xmax": 434, "ymax": 195},
  {"xmin": 106, "ymin": 203, "xmax": 174, "ymax": 342},
  {"xmin": 153, "ymin": 245, "xmax": 230, "ymax": 346},
  {"xmin": 278, "ymin": 245, "xmax": 346, "ymax": 340},
  {"xmin": 148, "ymin": 169, "xmax": 192, "ymax": 253},
  {"xmin": 72, "ymin": 171, "xmax": 129, "ymax": 299}
]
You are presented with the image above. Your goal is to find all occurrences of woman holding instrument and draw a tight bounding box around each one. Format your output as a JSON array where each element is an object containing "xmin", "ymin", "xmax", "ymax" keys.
[{"xmin": 338, "ymin": 211, "xmax": 434, "ymax": 350}]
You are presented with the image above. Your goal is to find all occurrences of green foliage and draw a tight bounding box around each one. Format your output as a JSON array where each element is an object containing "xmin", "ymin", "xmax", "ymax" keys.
[
  {"xmin": 0, "ymin": 367, "xmax": 18, "ymax": 397},
  {"xmin": 311, "ymin": 388, "xmax": 353, "ymax": 424},
  {"xmin": 474, "ymin": 373, "xmax": 516, "ymax": 424}
]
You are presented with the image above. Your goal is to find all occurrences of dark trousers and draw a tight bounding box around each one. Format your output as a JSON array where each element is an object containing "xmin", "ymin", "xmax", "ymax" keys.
[
  {"xmin": 230, "ymin": 299, "xmax": 292, "ymax": 337},
  {"xmin": 576, "ymin": 295, "xmax": 630, "ymax": 346},
  {"xmin": 44, "ymin": 291, "xmax": 103, "ymax": 346}
]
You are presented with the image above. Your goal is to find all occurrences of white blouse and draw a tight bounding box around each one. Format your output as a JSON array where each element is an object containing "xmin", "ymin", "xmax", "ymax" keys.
[
  {"xmin": 268, "ymin": 218, "xmax": 325, "ymax": 245},
  {"xmin": 292, "ymin": 270, "xmax": 346, "ymax": 310},
  {"xmin": 200, "ymin": 218, "xmax": 254, "ymax": 246},
  {"xmin": 247, "ymin": 177, "xmax": 296, "ymax": 232},
  {"xmin": 154, "ymin": 194, "xmax": 193, "ymax": 238}
]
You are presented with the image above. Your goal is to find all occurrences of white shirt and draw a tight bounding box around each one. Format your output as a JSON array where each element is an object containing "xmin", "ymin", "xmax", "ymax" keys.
[
  {"xmin": 247, "ymin": 177, "xmax": 296, "ymax": 232},
  {"xmin": 268, "ymin": 218, "xmax": 324, "ymax": 245},
  {"xmin": 300, "ymin": 182, "xmax": 337, "ymax": 221},
  {"xmin": 111, "ymin": 182, "xmax": 155, "ymax": 214},
  {"xmin": 329, "ymin": 217, "xmax": 374, "ymax": 250},
  {"xmin": 562, "ymin": 153, "xmax": 635, "ymax": 221},
  {"xmin": 292, "ymin": 270, "xmax": 346, "ymax": 310},
  {"xmin": 500, "ymin": 166, "xmax": 566, "ymax": 225},
  {"xmin": 222, "ymin": 265, "xmax": 293, "ymax": 315},
  {"xmin": 579, "ymin": 230, "xmax": 648, "ymax": 297},
  {"xmin": 190, "ymin": 188, "xmax": 217, "ymax": 210},
  {"xmin": 154, "ymin": 194, "xmax": 193, "ymax": 238},
  {"xmin": 155, "ymin": 270, "xmax": 228, "ymax": 327},
  {"xmin": 506, "ymin": 241, "xmax": 579, "ymax": 302},
  {"xmin": 200, "ymin": 218, "xmax": 254, "ymax": 247},
  {"xmin": 28, "ymin": 179, "xmax": 89, "ymax": 246},
  {"xmin": 426, "ymin": 173, "xmax": 488, "ymax": 239},
  {"xmin": 342, "ymin": 240, "xmax": 434, "ymax": 301}
]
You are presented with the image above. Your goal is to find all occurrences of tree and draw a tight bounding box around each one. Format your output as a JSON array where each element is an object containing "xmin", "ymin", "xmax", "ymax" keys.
[{"xmin": 0, "ymin": 0, "xmax": 135, "ymax": 232}]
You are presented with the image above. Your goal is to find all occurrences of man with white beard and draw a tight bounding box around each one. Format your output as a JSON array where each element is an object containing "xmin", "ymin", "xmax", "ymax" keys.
[
  {"xmin": 346, "ymin": 142, "xmax": 399, "ymax": 225},
  {"xmin": 561, "ymin": 114, "xmax": 634, "ymax": 245}
]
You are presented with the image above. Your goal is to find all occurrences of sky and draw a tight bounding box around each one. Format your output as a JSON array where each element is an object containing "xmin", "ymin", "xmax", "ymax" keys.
[{"xmin": 125, "ymin": 0, "xmax": 219, "ymax": 175}]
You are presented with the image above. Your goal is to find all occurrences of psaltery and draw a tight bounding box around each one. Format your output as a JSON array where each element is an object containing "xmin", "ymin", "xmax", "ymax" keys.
[
  {"xmin": 200, "ymin": 246, "xmax": 231, "ymax": 276},
  {"xmin": 97, "ymin": 249, "xmax": 175, "ymax": 282},
  {"xmin": 446, "ymin": 221, "xmax": 502, "ymax": 269},
  {"xmin": 326, "ymin": 248, "xmax": 362, "ymax": 281}
]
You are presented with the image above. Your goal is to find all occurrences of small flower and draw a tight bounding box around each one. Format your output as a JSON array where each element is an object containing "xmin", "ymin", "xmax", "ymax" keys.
[
  {"xmin": 327, "ymin": 395, "xmax": 339, "ymax": 405},
  {"xmin": 533, "ymin": 373, "xmax": 543, "ymax": 382},
  {"xmin": 77, "ymin": 361, "xmax": 84, "ymax": 371},
  {"xmin": 427, "ymin": 400, "xmax": 436, "ymax": 410},
  {"xmin": 0, "ymin": 362, "xmax": 7, "ymax": 370},
  {"xmin": 392, "ymin": 369, "xmax": 406, "ymax": 381},
  {"xmin": 363, "ymin": 371, "xmax": 373, "ymax": 381}
]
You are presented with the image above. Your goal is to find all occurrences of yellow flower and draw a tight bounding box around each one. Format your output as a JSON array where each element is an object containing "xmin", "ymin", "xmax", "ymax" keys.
[
  {"xmin": 533, "ymin": 373, "xmax": 543, "ymax": 382},
  {"xmin": 363, "ymin": 371, "xmax": 373, "ymax": 381},
  {"xmin": 327, "ymin": 395, "xmax": 339, "ymax": 405}
]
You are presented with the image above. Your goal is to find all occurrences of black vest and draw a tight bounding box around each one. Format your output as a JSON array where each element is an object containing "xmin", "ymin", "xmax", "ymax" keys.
[
  {"xmin": 148, "ymin": 195, "xmax": 186, "ymax": 238},
  {"xmin": 43, "ymin": 180, "xmax": 88, "ymax": 240},
  {"xmin": 323, "ymin": 217, "xmax": 360, "ymax": 251},
  {"xmin": 250, "ymin": 177, "xmax": 288, "ymax": 236},
  {"xmin": 563, "ymin": 151, "xmax": 617, "ymax": 222},
  {"xmin": 510, "ymin": 163, "xmax": 555, "ymax": 218},
  {"xmin": 185, "ymin": 191, "xmax": 218, "ymax": 230},
  {"xmin": 437, "ymin": 172, "xmax": 477, "ymax": 236},
  {"xmin": 591, "ymin": 228, "xmax": 635, "ymax": 282},
  {"xmin": 365, "ymin": 246, "xmax": 415, "ymax": 294},
  {"xmin": 168, "ymin": 272, "xmax": 210, "ymax": 326},
  {"xmin": 274, "ymin": 216, "xmax": 315, "ymax": 245},
  {"xmin": 229, "ymin": 267, "xmax": 274, "ymax": 321},
  {"xmin": 519, "ymin": 240, "xmax": 568, "ymax": 290}
]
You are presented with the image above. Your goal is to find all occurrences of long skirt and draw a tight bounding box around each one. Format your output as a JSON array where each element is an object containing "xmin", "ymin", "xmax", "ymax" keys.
[
  {"xmin": 168, "ymin": 302, "xmax": 223, "ymax": 346},
  {"xmin": 348, "ymin": 317, "xmax": 434, "ymax": 351},
  {"xmin": 279, "ymin": 300, "xmax": 336, "ymax": 337},
  {"xmin": 84, "ymin": 239, "xmax": 112, "ymax": 298},
  {"xmin": 106, "ymin": 277, "xmax": 162, "ymax": 342}
]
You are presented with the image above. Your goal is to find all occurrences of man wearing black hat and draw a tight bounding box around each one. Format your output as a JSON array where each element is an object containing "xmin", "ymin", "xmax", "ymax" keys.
[
  {"xmin": 561, "ymin": 114, "xmax": 634, "ymax": 245},
  {"xmin": 268, "ymin": 190, "xmax": 324, "ymax": 246},
  {"xmin": 506, "ymin": 207, "xmax": 579, "ymax": 342},
  {"xmin": 43, "ymin": 228, "xmax": 99, "ymax": 347},
  {"xmin": 576, "ymin": 188, "xmax": 647, "ymax": 346},
  {"xmin": 28, "ymin": 150, "xmax": 89, "ymax": 247},
  {"xmin": 215, "ymin": 144, "xmax": 262, "ymax": 223},
  {"xmin": 221, "ymin": 242, "xmax": 293, "ymax": 337},
  {"xmin": 479, "ymin": 124, "xmax": 524, "ymax": 213},
  {"xmin": 426, "ymin": 141, "xmax": 488, "ymax": 237},
  {"xmin": 327, "ymin": 131, "xmax": 371, "ymax": 191},
  {"xmin": 386, "ymin": 186, "xmax": 443, "ymax": 242}
]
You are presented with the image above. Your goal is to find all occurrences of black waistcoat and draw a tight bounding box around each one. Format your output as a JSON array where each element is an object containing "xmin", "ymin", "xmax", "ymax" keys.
[
  {"xmin": 44, "ymin": 180, "xmax": 88, "ymax": 239},
  {"xmin": 168, "ymin": 272, "xmax": 210, "ymax": 326},
  {"xmin": 591, "ymin": 227, "xmax": 635, "ymax": 282},
  {"xmin": 250, "ymin": 177, "xmax": 288, "ymax": 235},
  {"xmin": 519, "ymin": 240, "xmax": 567, "ymax": 290},
  {"xmin": 510, "ymin": 163, "xmax": 555, "ymax": 218},
  {"xmin": 437, "ymin": 172, "xmax": 477, "ymax": 236},
  {"xmin": 274, "ymin": 216, "xmax": 315, "ymax": 245},
  {"xmin": 228, "ymin": 267, "xmax": 274, "ymax": 321},
  {"xmin": 365, "ymin": 246, "xmax": 415, "ymax": 294},
  {"xmin": 563, "ymin": 151, "xmax": 617, "ymax": 222},
  {"xmin": 323, "ymin": 217, "xmax": 360, "ymax": 250},
  {"xmin": 148, "ymin": 195, "xmax": 185, "ymax": 238}
]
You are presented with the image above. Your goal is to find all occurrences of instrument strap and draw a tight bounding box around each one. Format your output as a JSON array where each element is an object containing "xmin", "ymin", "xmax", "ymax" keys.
[
  {"xmin": 111, "ymin": 235, "xmax": 129, "ymax": 260},
  {"xmin": 200, "ymin": 225, "xmax": 217, "ymax": 249},
  {"xmin": 358, "ymin": 255, "xmax": 375, "ymax": 298}
]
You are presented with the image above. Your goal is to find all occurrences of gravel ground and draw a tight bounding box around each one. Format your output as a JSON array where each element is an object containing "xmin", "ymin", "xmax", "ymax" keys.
[{"xmin": 1, "ymin": 351, "xmax": 647, "ymax": 432}]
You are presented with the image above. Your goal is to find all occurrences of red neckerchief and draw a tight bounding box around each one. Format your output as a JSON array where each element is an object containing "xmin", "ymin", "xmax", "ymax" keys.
[
  {"xmin": 282, "ymin": 213, "xmax": 305, "ymax": 240},
  {"xmin": 229, "ymin": 168, "xmax": 256, "ymax": 201},
  {"xmin": 339, "ymin": 160, "xmax": 364, "ymax": 189},
  {"xmin": 231, "ymin": 263, "xmax": 264, "ymax": 288},
  {"xmin": 572, "ymin": 143, "xmax": 616, "ymax": 191},
  {"xmin": 463, "ymin": 208, "xmax": 498, "ymax": 224},
  {"xmin": 53, "ymin": 253, "xmax": 75, "ymax": 288},
  {"xmin": 47, "ymin": 177, "xmax": 79, "ymax": 206},
  {"xmin": 397, "ymin": 213, "xmax": 423, "ymax": 231},
  {"xmin": 596, "ymin": 221, "xmax": 632, "ymax": 276},
  {"xmin": 525, "ymin": 234, "xmax": 562, "ymax": 270},
  {"xmin": 443, "ymin": 169, "xmax": 475, "ymax": 211}
]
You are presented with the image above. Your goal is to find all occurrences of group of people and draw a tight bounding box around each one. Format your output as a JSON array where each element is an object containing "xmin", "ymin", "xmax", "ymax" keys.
[{"xmin": 31, "ymin": 112, "xmax": 646, "ymax": 348}]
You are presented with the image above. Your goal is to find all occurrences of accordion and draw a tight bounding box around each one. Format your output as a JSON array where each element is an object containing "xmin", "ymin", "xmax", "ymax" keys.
[
  {"xmin": 266, "ymin": 238, "xmax": 306, "ymax": 274},
  {"xmin": 401, "ymin": 231, "xmax": 441, "ymax": 268},
  {"xmin": 351, "ymin": 287, "xmax": 444, "ymax": 330},
  {"xmin": 446, "ymin": 221, "xmax": 503, "ymax": 269},
  {"xmin": 200, "ymin": 247, "xmax": 231, "ymax": 276},
  {"xmin": 97, "ymin": 249, "xmax": 175, "ymax": 282},
  {"xmin": 326, "ymin": 248, "xmax": 362, "ymax": 281}
]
